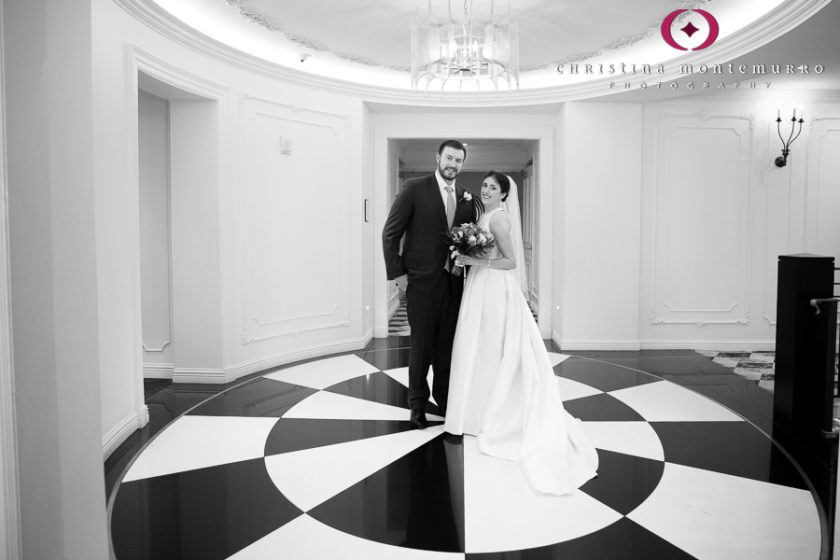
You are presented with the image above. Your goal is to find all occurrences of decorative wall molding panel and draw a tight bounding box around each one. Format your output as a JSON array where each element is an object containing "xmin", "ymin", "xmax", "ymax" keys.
[
  {"xmin": 230, "ymin": 336, "xmax": 371, "ymax": 379},
  {"xmin": 237, "ymin": 97, "xmax": 352, "ymax": 346},
  {"xmin": 240, "ymin": 316, "xmax": 352, "ymax": 345},
  {"xmin": 806, "ymin": 118, "xmax": 840, "ymax": 258},
  {"xmin": 648, "ymin": 113, "xmax": 753, "ymax": 328},
  {"xmin": 141, "ymin": 340, "xmax": 171, "ymax": 353}
]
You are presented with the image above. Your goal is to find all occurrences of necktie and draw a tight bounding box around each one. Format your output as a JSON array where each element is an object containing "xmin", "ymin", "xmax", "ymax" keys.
[{"xmin": 445, "ymin": 186, "xmax": 455, "ymax": 228}]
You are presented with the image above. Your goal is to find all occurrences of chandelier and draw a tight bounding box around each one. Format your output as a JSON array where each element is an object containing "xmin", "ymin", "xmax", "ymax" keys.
[{"xmin": 410, "ymin": 0, "xmax": 519, "ymax": 93}]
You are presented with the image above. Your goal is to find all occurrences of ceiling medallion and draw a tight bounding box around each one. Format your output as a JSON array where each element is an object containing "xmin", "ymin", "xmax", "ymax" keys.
[{"xmin": 410, "ymin": 0, "xmax": 519, "ymax": 94}]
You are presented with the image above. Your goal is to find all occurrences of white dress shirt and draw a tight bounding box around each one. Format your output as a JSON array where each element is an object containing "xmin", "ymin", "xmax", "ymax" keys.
[{"xmin": 435, "ymin": 169, "xmax": 456, "ymax": 210}]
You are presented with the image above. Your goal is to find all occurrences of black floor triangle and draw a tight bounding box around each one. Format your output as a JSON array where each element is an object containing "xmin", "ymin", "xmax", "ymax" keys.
[
  {"xmin": 466, "ymin": 517, "xmax": 698, "ymax": 559},
  {"xmin": 264, "ymin": 417, "xmax": 417, "ymax": 456},
  {"xmin": 325, "ymin": 371, "xmax": 442, "ymax": 416},
  {"xmin": 111, "ymin": 457, "xmax": 302, "ymax": 560},
  {"xmin": 308, "ymin": 433, "xmax": 465, "ymax": 553}
]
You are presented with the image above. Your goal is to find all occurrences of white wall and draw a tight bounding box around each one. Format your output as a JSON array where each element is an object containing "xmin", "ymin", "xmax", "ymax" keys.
[
  {"xmin": 556, "ymin": 95, "xmax": 840, "ymax": 351},
  {"xmin": 138, "ymin": 90, "xmax": 174, "ymax": 377},
  {"xmin": 91, "ymin": 0, "xmax": 369, "ymax": 458},
  {"xmin": 232, "ymin": 95, "xmax": 359, "ymax": 373},
  {"xmin": 804, "ymin": 102, "xmax": 840, "ymax": 261},
  {"xmin": 5, "ymin": 0, "xmax": 110, "ymax": 557},
  {"xmin": 636, "ymin": 95, "xmax": 840, "ymax": 349},
  {"xmin": 558, "ymin": 102, "xmax": 643, "ymax": 349},
  {"xmin": 169, "ymin": 99, "xmax": 226, "ymax": 381}
]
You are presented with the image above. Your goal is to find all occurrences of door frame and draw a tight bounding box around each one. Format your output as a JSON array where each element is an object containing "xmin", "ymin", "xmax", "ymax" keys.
[{"xmin": 372, "ymin": 122, "xmax": 556, "ymax": 339}]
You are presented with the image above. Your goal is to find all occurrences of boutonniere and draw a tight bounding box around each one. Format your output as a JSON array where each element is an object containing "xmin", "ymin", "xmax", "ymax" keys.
[{"xmin": 462, "ymin": 192, "xmax": 472, "ymax": 202}]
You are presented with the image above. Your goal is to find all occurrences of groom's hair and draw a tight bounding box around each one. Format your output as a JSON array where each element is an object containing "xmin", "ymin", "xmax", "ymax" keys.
[{"xmin": 438, "ymin": 140, "xmax": 467, "ymax": 160}]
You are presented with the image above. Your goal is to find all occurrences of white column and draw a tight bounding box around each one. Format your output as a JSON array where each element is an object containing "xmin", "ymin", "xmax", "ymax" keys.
[
  {"xmin": 0, "ymin": 1, "xmax": 22, "ymax": 557},
  {"xmin": 3, "ymin": 0, "xmax": 109, "ymax": 557}
]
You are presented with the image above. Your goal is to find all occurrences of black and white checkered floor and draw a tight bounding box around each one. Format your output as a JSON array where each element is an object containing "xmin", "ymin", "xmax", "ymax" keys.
[{"xmin": 109, "ymin": 348, "xmax": 823, "ymax": 559}]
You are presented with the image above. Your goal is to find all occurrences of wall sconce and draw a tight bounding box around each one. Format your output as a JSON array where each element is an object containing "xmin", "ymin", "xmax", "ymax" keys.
[{"xmin": 774, "ymin": 107, "xmax": 804, "ymax": 167}]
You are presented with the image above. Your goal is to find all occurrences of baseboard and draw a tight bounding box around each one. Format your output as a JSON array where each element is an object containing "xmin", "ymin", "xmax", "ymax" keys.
[
  {"xmin": 559, "ymin": 339, "xmax": 642, "ymax": 351},
  {"xmin": 102, "ymin": 406, "xmax": 148, "ymax": 459},
  {"xmin": 552, "ymin": 338, "xmax": 777, "ymax": 352},
  {"xmin": 143, "ymin": 363, "xmax": 174, "ymax": 379},
  {"xmin": 639, "ymin": 339, "xmax": 776, "ymax": 351},
  {"xmin": 551, "ymin": 331, "xmax": 562, "ymax": 351},
  {"xmin": 228, "ymin": 337, "xmax": 371, "ymax": 381},
  {"xmin": 172, "ymin": 368, "xmax": 227, "ymax": 384}
]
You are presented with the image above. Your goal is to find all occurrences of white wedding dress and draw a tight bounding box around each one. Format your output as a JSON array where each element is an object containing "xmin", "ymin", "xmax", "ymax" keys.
[{"xmin": 444, "ymin": 206, "xmax": 599, "ymax": 495}]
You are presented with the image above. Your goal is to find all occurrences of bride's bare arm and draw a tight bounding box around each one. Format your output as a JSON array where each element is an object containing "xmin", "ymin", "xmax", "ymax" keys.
[{"xmin": 456, "ymin": 212, "xmax": 516, "ymax": 270}]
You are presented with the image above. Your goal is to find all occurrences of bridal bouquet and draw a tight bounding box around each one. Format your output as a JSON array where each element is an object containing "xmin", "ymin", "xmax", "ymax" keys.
[{"xmin": 447, "ymin": 223, "xmax": 495, "ymax": 260}]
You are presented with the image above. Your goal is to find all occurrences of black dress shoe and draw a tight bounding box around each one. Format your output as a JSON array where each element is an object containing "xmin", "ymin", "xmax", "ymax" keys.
[{"xmin": 409, "ymin": 409, "xmax": 428, "ymax": 429}]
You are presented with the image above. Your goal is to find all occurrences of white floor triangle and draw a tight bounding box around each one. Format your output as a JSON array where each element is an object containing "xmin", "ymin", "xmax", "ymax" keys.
[
  {"xmin": 263, "ymin": 354, "xmax": 380, "ymax": 390},
  {"xmin": 547, "ymin": 352, "xmax": 571, "ymax": 367},
  {"xmin": 462, "ymin": 437, "xmax": 622, "ymax": 553},
  {"xmin": 580, "ymin": 421, "xmax": 665, "ymax": 461},
  {"xmin": 628, "ymin": 462, "xmax": 821, "ymax": 560},
  {"xmin": 283, "ymin": 391, "xmax": 443, "ymax": 421},
  {"xmin": 383, "ymin": 366, "xmax": 409, "ymax": 388},
  {"xmin": 123, "ymin": 415, "xmax": 279, "ymax": 482},
  {"xmin": 557, "ymin": 376, "xmax": 603, "ymax": 402},
  {"xmin": 382, "ymin": 366, "xmax": 438, "ymax": 405},
  {"xmin": 228, "ymin": 514, "xmax": 465, "ymax": 559},
  {"xmin": 265, "ymin": 426, "xmax": 445, "ymax": 512},
  {"xmin": 609, "ymin": 381, "xmax": 744, "ymax": 422}
]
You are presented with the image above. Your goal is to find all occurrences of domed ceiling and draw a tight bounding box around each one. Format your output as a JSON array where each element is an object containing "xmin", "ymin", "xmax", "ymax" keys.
[{"xmin": 128, "ymin": 0, "xmax": 831, "ymax": 102}]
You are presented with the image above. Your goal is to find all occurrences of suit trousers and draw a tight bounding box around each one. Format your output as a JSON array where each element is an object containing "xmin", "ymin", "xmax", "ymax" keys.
[{"xmin": 406, "ymin": 270, "xmax": 463, "ymax": 413}]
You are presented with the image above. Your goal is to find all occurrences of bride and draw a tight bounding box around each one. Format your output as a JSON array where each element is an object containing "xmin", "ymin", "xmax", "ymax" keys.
[{"xmin": 444, "ymin": 171, "xmax": 599, "ymax": 496}]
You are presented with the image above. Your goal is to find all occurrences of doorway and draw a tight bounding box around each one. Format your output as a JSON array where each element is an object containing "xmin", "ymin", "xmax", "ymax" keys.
[
  {"xmin": 134, "ymin": 69, "xmax": 225, "ymax": 388},
  {"xmin": 373, "ymin": 127, "xmax": 554, "ymax": 341}
]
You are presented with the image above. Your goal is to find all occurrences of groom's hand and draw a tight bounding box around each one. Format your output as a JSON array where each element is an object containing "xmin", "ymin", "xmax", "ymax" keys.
[{"xmin": 394, "ymin": 274, "xmax": 408, "ymax": 292}]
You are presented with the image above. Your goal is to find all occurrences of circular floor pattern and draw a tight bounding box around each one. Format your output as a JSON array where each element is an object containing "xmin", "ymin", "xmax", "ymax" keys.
[{"xmin": 110, "ymin": 352, "xmax": 822, "ymax": 560}]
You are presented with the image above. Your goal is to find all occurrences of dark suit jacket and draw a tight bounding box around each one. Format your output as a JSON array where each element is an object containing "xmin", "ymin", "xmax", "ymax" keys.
[{"xmin": 383, "ymin": 174, "xmax": 478, "ymax": 293}]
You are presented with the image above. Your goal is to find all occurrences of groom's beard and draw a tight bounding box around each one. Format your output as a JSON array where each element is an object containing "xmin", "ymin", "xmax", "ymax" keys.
[{"xmin": 439, "ymin": 165, "xmax": 460, "ymax": 180}]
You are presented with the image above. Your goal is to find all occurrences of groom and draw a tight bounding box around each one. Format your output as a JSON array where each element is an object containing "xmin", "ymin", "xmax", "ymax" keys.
[{"xmin": 382, "ymin": 140, "xmax": 478, "ymax": 429}]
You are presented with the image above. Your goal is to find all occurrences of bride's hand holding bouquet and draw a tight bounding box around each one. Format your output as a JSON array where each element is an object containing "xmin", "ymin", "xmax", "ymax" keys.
[{"xmin": 447, "ymin": 223, "xmax": 495, "ymax": 270}]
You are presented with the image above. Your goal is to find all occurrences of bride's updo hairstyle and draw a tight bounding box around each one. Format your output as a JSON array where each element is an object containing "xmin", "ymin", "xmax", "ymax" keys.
[{"xmin": 484, "ymin": 170, "xmax": 511, "ymax": 201}]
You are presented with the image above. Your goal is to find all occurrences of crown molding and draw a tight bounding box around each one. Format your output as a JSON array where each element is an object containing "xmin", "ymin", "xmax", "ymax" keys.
[{"xmin": 114, "ymin": 0, "xmax": 831, "ymax": 106}]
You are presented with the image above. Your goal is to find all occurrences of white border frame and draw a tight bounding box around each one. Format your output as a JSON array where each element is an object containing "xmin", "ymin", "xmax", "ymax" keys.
[{"xmin": 372, "ymin": 122, "xmax": 555, "ymax": 339}]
